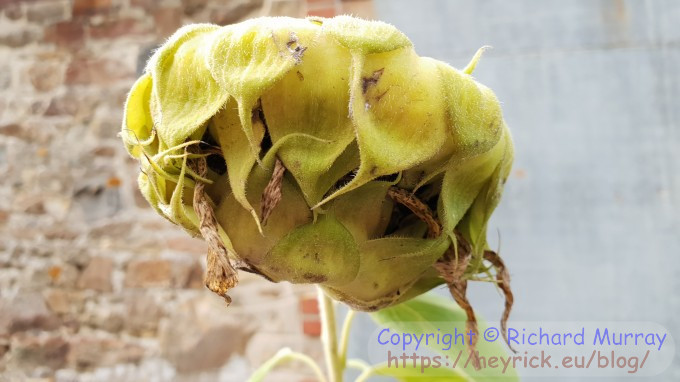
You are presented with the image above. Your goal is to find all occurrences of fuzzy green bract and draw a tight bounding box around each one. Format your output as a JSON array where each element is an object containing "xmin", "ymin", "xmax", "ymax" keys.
[{"xmin": 121, "ymin": 16, "xmax": 513, "ymax": 311}]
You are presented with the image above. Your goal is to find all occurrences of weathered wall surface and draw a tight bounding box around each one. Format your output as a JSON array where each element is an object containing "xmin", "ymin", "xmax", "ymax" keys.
[{"xmin": 0, "ymin": 0, "xmax": 374, "ymax": 381}]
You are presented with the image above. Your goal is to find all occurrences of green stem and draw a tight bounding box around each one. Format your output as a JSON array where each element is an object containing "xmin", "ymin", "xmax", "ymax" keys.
[
  {"xmin": 338, "ymin": 309, "xmax": 356, "ymax": 368},
  {"xmin": 318, "ymin": 287, "xmax": 343, "ymax": 382}
]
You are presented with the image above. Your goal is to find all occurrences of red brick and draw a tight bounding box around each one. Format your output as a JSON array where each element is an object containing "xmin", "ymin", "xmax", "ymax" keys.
[
  {"xmin": 302, "ymin": 319, "xmax": 321, "ymax": 336},
  {"xmin": 90, "ymin": 18, "xmax": 152, "ymax": 39},
  {"xmin": 299, "ymin": 296, "xmax": 319, "ymax": 314},
  {"xmin": 65, "ymin": 56, "xmax": 134, "ymax": 85},
  {"xmin": 72, "ymin": 0, "xmax": 111, "ymax": 17},
  {"xmin": 307, "ymin": 7, "xmax": 336, "ymax": 18},
  {"xmin": 45, "ymin": 21, "xmax": 85, "ymax": 49}
]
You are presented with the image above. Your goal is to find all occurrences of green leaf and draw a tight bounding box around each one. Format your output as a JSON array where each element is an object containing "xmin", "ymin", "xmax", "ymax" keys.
[
  {"xmin": 370, "ymin": 294, "xmax": 519, "ymax": 381},
  {"xmin": 209, "ymin": 99, "xmax": 265, "ymax": 230},
  {"xmin": 121, "ymin": 73, "xmax": 155, "ymax": 158},
  {"xmin": 260, "ymin": 32, "xmax": 356, "ymax": 206},
  {"xmin": 150, "ymin": 24, "xmax": 226, "ymax": 149},
  {"xmin": 161, "ymin": 152, "xmax": 200, "ymax": 235},
  {"xmin": 323, "ymin": 15, "xmax": 412, "ymax": 54},
  {"xmin": 323, "ymin": 237, "xmax": 449, "ymax": 310},
  {"xmin": 369, "ymin": 361, "xmax": 472, "ymax": 381},
  {"xmin": 214, "ymin": 156, "xmax": 312, "ymax": 266},
  {"xmin": 317, "ymin": 48, "xmax": 448, "ymax": 206},
  {"xmin": 389, "ymin": 269, "xmax": 445, "ymax": 307},
  {"xmin": 401, "ymin": 58, "xmax": 506, "ymax": 192},
  {"xmin": 208, "ymin": 17, "xmax": 322, "ymax": 159},
  {"xmin": 437, "ymin": 125, "xmax": 511, "ymax": 237},
  {"xmin": 330, "ymin": 181, "xmax": 394, "ymax": 242},
  {"xmin": 137, "ymin": 172, "xmax": 165, "ymax": 218},
  {"xmin": 436, "ymin": 60, "xmax": 504, "ymax": 159},
  {"xmin": 260, "ymin": 215, "xmax": 360, "ymax": 286},
  {"xmin": 457, "ymin": 126, "xmax": 514, "ymax": 266}
]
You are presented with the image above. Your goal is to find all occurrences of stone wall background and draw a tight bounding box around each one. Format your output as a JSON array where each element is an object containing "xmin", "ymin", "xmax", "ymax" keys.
[{"xmin": 0, "ymin": 0, "xmax": 374, "ymax": 381}]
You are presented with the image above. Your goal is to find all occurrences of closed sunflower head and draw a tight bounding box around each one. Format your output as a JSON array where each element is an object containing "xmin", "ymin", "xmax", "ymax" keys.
[{"xmin": 120, "ymin": 16, "xmax": 514, "ymax": 331}]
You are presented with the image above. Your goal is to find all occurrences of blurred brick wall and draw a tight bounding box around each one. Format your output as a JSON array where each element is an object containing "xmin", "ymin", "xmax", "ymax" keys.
[{"xmin": 0, "ymin": 0, "xmax": 373, "ymax": 380}]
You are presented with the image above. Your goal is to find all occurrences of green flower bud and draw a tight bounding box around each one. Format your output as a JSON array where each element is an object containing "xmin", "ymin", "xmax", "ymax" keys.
[{"xmin": 121, "ymin": 16, "xmax": 514, "ymax": 319}]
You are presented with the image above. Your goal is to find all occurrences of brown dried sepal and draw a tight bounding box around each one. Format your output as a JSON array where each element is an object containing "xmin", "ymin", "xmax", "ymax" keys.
[
  {"xmin": 386, "ymin": 187, "xmax": 441, "ymax": 238},
  {"xmin": 387, "ymin": 185, "xmax": 515, "ymax": 364},
  {"xmin": 260, "ymin": 158, "xmax": 286, "ymax": 226},
  {"xmin": 484, "ymin": 249, "xmax": 516, "ymax": 353},
  {"xmin": 189, "ymin": 146, "xmax": 238, "ymax": 305},
  {"xmin": 205, "ymin": 248, "xmax": 237, "ymax": 305},
  {"xmin": 434, "ymin": 247, "xmax": 481, "ymax": 369}
]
